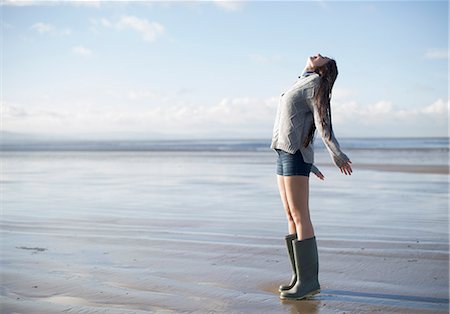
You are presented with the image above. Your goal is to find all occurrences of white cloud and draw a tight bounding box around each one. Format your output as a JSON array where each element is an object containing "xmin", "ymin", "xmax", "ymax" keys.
[
  {"xmin": 99, "ymin": 17, "xmax": 112, "ymax": 28},
  {"xmin": 70, "ymin": 0, "xmax": 101, "ymax": 7},
  {"xmin": 126, "ymin": 89, "xmax": 159, "ymax": 101},
  {"xmin": 116, "ymin": 16, "xmax": 164, "ymax": 42},
  {"xmin": 30, "ymin": 22, "xmax": 54, "ymax": 34},
  {"xmin": 332, "ymin": 98, "xmax": 449, "ymax": 126},
  {"xmin": 331, "ymin": 87, "xmax": 356, "ymax": 100},
  {"xmin": 325, "ymin": 98, "xmax": 449, "ymax": 137},
  {"xmin": 3, "ymin": 94, "xmax": 448, "ymax": 138},
  {"xmin": 2, "ymin": 95, "xmax": 277, "ymax": 137},
  {"xmin": 72, "ymin": 45, "xmax": 93, "ymax": 57},
  {"xmin": 3, "ymin": 103, "xmax": 29, "ymax": 118},
  {"xmin": 91, "ymin": 16, "xmax": 165, "ymax": 43},
  {"xmin": 424, "ymin": 48, "xmax": 450, "ymax": 60},
  {"xmin": 3, "ymin": 102, "xmax": 66, "ymax": 121},
  {"xmin": 421, "ymin": 99, "xmax": 449, "ymax": 114},
  {"xmin": 366, "ymin": 100, "xmax": 392, "ymax": 114},
  {"xmin": 30, "ymin": 22, "xmax": 71, "ymax": 36},
  {"xmin": 1, "ymin": 0, "xmax": 34, "ymax": 6},
  {"xmin": 213, "ymin": 0, "xmax": 244, "ymax": 11},
  {"xmin": 313, "ymin": 0, "xmax": 328, "ymax": 9},
  {"xmin": 2, "ymin": 0, "xmax": 101, "ymax": 6}
]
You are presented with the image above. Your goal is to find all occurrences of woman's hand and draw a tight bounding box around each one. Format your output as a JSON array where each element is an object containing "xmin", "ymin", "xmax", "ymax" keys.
[
  {"xmin": 339, "ymin": 160, "xmax": 353, "ymax": 175},
  {"xmin": 311, "ymin": 165, "xmax": 325, "ymax": 180},
  {"xmin": 314, "ymin": 170, "xmax": 325, "ymax": 180}
]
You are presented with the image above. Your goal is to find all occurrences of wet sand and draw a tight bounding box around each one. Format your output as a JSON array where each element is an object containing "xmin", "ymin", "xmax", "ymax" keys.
[
  {"xmin": 1, "ymin": 151, "xmax": 448, "ymax": 313},
  {"xmin": 1, "ymin": 218, "xmax": 448, "ymax": 313}
]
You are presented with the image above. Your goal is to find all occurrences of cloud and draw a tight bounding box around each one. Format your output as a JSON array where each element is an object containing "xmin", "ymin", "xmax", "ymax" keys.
[
  {"xmin": 126, "ymin": 89, "xmax": 161, "ymax": 101},
  {"xmin": 72, "ymin": 45, "xmax": 93, "ymax": 57},
  {"xmin": 324, "ymin": 98, "xmax": 449, "ymax": 137},
  {"xmin": 116, "ymin": 16, "xmax": 164, "ymax": 42},
  {"xmin": 421, "ymin": 99, "xmax": 449, "ymax": 114},
  {"xmin": 3, "ymin": 94, "xmax": 448, "ymax": 138},
  {"xmin": 1, "ymin": 0, "xmax": 34, "ymax": 6},
  {"xmin": 424, "ymin": 48, "xmax": 450, "ymax": 60},
  {"xmin": 313, "ymin": 0, "xmax": 328, "ymax": 9},
  {"xmin": 3, "ymin": 102, "xmax": 66, "ymax": 120},
  {"xmin": 2, "ymin": 0, "xmax": 101, "ymax": 6},
  {"xmin": 30, "ymin": 22, "xmax": 72, "ymax": 36},
  {"xmin": 91, "ymin": 16, "xmax": 165, "ymax": 43},
  {"xmin": 366, "ymin": 100, "xmax": 392, "ymax": 115},
  {"xmin": 30, "ymin": 22, "xmax": 54, "ymax": 34},
  {"xmin": 99, "ymin": 17, "xmax": 112, "ymax": 28},
  {"xmin": 332, "ymin": 98, "xmax": 449, "ymax": 126},
  {"xmin": 3, "ymin": 103, "xmax": 29, "ymax": 118},
  {"xmin": 2, "ymin": 95, "xmax": 277, "ymax": 137},
  {"xmin": 331, "ymin": 87, "xmax": 356, "ymax": 100},
  {"xmin": 213, "ymin": 0, "xmax": 245, "ymax": 11},
  {"xmin": 70, "ymin": 0, "xmax": 101, "ymax": 7}
]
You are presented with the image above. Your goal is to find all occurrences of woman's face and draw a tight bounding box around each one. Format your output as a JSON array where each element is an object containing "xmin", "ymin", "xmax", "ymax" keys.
[{"xmin": 307, "ymin": 53, "xmax": 331, "ymax": 69}]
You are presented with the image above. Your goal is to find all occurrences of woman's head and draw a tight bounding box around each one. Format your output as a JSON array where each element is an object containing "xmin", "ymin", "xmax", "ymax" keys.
[
  {"xmin": 303, "ymin": 53, "xmax": 339, "ymax": 148},
  {"xmin": 307, "ymin": 53, "xmax": 332, "ymax": 69},
  {"xmin": 306, "ymin": 53, "xmax": 338, "ymax": 87}
]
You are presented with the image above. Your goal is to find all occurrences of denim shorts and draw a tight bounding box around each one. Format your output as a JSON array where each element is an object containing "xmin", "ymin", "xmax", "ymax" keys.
[{"xmin": 276, "ymin": 149, "xmax": 312, "ymax": 177}]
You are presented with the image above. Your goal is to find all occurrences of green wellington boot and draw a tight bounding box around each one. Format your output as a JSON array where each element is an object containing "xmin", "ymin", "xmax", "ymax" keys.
[
  {"xmin": 279, "ymin": 236, "xmax": 320, "ymax": 300},
  {"xmin": 278, "ymin": 233, "xmax": 298, "ymax": 292}
]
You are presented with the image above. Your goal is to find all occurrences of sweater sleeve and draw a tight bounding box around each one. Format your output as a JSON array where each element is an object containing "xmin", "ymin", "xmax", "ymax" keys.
[
  {"xmin": 310, "ymin": 164, "xmax": 320, "ymax": 175},
  {"xmin": 308, "ymin": 94, "xmax": 350, "ymax": 168}
]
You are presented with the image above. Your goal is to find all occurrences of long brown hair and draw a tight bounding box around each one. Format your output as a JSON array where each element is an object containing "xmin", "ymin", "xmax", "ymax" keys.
[{"xmin": 303, "ymin": 58, "xmax": 339, "ymax": 148}]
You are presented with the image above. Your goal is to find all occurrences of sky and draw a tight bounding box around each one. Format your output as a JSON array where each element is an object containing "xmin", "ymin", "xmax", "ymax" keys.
[{"xmin": 1, "ymin": 0, "xmax": 449, "ymax": 140}]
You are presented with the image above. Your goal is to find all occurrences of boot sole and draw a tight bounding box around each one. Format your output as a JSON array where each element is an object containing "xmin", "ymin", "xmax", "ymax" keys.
[{"xmin": 279, "ymin": 288, "xmax": 320, "ymax": 300}]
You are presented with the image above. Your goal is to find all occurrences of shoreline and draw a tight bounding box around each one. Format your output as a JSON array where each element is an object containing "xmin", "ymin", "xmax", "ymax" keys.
[{"xmin": 1, "ymin": 150, "xmax": 448, "ymax": 175}]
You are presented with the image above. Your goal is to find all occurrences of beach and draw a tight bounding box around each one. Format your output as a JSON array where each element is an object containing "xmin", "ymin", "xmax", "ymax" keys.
[{"xmin": 1, "ymin": 139, "xmax": 449, "ymax": 313}]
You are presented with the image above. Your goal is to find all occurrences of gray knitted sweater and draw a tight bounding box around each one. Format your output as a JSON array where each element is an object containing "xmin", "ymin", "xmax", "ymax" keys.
[{"xmin": 270, "ymin": 72, "xmax": 350, "ymax": 169}]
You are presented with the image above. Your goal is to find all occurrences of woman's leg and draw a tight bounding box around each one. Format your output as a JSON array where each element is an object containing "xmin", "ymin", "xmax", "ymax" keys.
[
  {"xmin": 283, "ymin": 175, "xmax": 315, "ymax": 240},
  {"xmin": 277, "ymin": 175, "xmax": 296, "ymax": 234}
]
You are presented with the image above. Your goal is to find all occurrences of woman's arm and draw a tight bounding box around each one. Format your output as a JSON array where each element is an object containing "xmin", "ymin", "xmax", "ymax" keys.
[{"xmin": 308, "ymin": 95, "xmax": 350, "ymax": 168}]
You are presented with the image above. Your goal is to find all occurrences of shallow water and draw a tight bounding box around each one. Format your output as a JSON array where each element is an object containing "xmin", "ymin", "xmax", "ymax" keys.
[{"xmin": 2, "ymin": 150, "xmax": 448, "ymax": 237}]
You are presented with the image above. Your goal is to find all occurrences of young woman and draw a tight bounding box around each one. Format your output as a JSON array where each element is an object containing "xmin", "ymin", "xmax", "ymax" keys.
[{"xmin": 270, "ymin": 53, "xmax": 353, "ymax": 300}]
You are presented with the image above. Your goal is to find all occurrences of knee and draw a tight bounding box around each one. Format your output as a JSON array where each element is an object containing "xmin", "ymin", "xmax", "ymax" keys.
[
  {"xmin": 286, "ymin": 212, "xmax": 295, "ymax": 224},
  {"xmin": 289, "ymin": 207, "xmax": 310, "ymax": 224},
  {"xmin": 284, "ymin": 207, "xmax": 294, "ymax": 222}
]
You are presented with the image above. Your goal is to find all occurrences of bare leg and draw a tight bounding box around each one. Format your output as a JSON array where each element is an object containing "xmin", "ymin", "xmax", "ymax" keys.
[
  {"xmin": 283, "ymin": 175, "xmax": 315, "ymax": 240},
  {"xmin": 277, "ymin": 175, "xmax": 296, "ymax": 234}
]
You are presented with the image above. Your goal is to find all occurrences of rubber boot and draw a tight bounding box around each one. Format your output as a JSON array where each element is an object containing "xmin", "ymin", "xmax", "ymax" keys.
[
  {"xmin": 279, "ymin": 236, "xmax": 320, "ymax": 300},
  {"xmin": 278, "ymin": 233, "xmax": 298, "ymax": 292}
]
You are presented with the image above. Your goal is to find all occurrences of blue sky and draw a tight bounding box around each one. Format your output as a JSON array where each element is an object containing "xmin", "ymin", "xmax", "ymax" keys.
[{"xmin": 2, "ymin": 0, "xmax": 449, "ymax": 139}]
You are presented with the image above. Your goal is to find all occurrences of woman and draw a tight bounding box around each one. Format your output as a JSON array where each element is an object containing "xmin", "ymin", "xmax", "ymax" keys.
[{"xmin": 270, "ymin": 53, "xmax": 353, "ymax": 300}]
